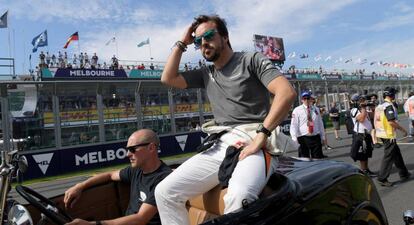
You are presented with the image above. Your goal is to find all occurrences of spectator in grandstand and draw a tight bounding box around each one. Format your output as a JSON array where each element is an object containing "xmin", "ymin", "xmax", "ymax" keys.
[
  {"xmin": 72, "ymin": 54, "xmax": 78, "ymax": 67},
  {"xmin": 39, "ymin": 51, "xmax": 46, "ymax": 67},
  {"xmin": 290, "ymin": 91, "xmax": 326, "ymax": 159},
  {"xmin": 64, "ymin": 52, "xmax": 68, "ymax": 67},
  {"xmin": 84, "ymin": 53, "xmax": 89, "ymax": 65},
  {"xmin": 156, "ymin": 14, "xmax": 296, "ymax": 225},
  {"xmin": 150, "ymin": 63, "xmax": 155, "ymax": 70},
  {"xmin": 403, "ymin": 91, "xmax": 414, "ymax": 137},
  {"xmin": 349, "ymin": 94, "xmax": 376, "ymax": 177},
  {"xmin": 111, "ymin": 55, "xmax": 119, "ymax": 69},
  {"xmin": 329, "ymin": 102, "xmax": 341, "ymax": 140},
  {"xmin": 91, "ymin": 53, "xmax": 98, "ymax": 69},
  {"xmin": 64, "ymin": 129, "xmax": 172, "ymax": 225},
  {"xmin": 51, "ymin": 54, "xmax": 56, "ymax": 66},
  {"xmin": 46, "ymin": 52, "xmax": 51, "ymax": 66},
  {"xmin": 375, "ymin": 87, "xmax": 410, "ymax": 187}
]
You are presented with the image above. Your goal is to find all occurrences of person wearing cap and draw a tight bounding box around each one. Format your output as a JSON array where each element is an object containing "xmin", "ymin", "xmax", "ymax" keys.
[
  {"xmin": 329, "ymin": 102, "xmax": 342, "ymax": 140},
  {"xmin": 64, "ymin": 129, "xmax": 172, "ymax": 225},
  {"xmin": 403, "ymin": 91, "xmax": 414, "ymax": 138},
  {"xmin": 349, "ymin": 94, "xmax": 376, "ymax": 177},
  {"xmin": 375, "ymin": 87, "xmax": 411, "ymax": 187},
  {"xmin": 290, "ymin": 91, "xmax": 325, "ymax": 159}
]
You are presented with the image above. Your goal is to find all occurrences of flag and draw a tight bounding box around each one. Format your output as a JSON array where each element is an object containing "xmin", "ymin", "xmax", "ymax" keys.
[
  {"xmin": 359, "ymin": 58, "xmax": 367, "ymax": 65},
  {"xmin": 105, "ymin": 37, "xmax": 116, "ymax": 46},
  {"xmin": 370, "ymin": 61, "xmax": 377, "ymax": 65},
  {"xmin": 299, "ymin": 53, "xmax": 308, "ymax": 59},
  {"xmin": 137, "ymin": 38, "xmax": 150, "ymax": 47},
  {"xmin": 314, "ymin": 54, "xmax": 322, "ymax": 62},
  {"xmin": 344, "ymin": 58, "xmax": 352, "ymax": 63},
  {"xmin": 287, "ymin": 52, "xmax": 296, "ymax": 58},
  {"xmin": 63, "ymin": 32, "xmax": 79, "ymax": 49},
  {"xmin": 325, "ymin": 56, "xmax": 332, "ymax": 61},
  {"xmin": 32, "ymin": 30, "xmax": 48, "ymax": 53},
  {"xmin": 0, "ymin": 11, "xmax": 7, "ymax": 28}
]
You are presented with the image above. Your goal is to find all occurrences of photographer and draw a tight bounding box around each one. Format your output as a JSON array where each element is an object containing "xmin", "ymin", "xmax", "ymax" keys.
[
  {"xmin": 366, "ymin": 94, "xmax": 382, "ymax": 148},
  {"xmin": 350, "ymin": 94, "xmax": 376, "ymax": 177}
]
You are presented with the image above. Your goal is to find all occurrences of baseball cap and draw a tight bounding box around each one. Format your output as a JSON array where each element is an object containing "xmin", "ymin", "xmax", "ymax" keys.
[
  {"xmin": 351, "ymin": 93, "xmax": 361, "ymax": 101},
  {"xmin": 301, "ymin": 91, "xmax": 312, "ymax": 98}
]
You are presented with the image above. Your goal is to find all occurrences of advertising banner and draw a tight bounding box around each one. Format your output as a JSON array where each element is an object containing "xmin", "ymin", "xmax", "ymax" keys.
[
  {"xmin": 253, "ymin": 34, "xmax": 285, "ymax": 62},
  {"xmin": 22, "ymin": 131, "xmax": 207, "ymax": 179}
]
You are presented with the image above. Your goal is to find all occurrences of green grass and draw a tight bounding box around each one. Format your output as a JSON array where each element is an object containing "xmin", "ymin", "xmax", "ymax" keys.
[{"xmin": 14, "ymin": 152, "xmax": 196, "ymax": 186}]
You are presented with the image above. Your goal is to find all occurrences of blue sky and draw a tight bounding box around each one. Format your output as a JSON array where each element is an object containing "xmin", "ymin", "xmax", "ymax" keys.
[{"xmin": 1, "ymin": 0, "xmax": 414, "ymax": 76}]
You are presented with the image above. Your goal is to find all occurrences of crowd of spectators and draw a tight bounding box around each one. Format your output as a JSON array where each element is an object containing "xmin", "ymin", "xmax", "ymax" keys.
[{"xmin": 285, "ymin": 65, "xmax": 414, "ymax": 78}]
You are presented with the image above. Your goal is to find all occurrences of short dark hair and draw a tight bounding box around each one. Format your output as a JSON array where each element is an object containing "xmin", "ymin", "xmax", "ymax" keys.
[{"xmin": 192, "ymin": 14, "xmax": 232, "ymax": 49}]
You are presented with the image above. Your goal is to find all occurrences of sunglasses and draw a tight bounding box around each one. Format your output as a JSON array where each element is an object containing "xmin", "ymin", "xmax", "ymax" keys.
[
  {"xmin": 126, "ymin": 143, "xmax": 151, "ymax": 153},
  {"xmin": 302, "ymin": 97, "xmax": 311, "ymax": 100},
  {"xmin": 194, "ymin": 29, "xmax": 217, "ymax": 49}
]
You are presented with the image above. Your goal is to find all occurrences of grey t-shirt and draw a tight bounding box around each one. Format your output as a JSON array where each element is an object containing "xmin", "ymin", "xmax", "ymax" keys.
[{"xmin": 182, "ymin": 52, "xmax": 281, "ymax": 126}]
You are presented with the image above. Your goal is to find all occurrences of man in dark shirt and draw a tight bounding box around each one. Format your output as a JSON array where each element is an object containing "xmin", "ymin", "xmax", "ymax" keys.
[
  {"xmin": 64, "ymin": 129, "xmax": 172, "ymax": 225},
  {"xmin": 329, "ymin": 102, "xmax": 341, "ymax": 140}
]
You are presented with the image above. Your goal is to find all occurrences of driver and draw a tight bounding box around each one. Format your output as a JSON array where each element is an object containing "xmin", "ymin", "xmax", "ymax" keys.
[
  {"xmin": 64, "ymin": 129, "xmax": 172, "ymax": 225},
  {"xmin": 155, "ymin": 14, "xmax": 296, "ymax": 225}
]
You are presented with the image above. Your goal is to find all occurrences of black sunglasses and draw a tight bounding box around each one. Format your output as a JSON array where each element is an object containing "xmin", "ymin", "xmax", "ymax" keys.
[
  {"xmin": 302, "ymin": 97, "xmax": 311, "ymax": 100},
  {"xmin": 126, "ymin": 143, "xmax": 151, "ymax": 153},
  {"xmin": 194, "ymin": 29, "xmax": 217, "ymax": 49}
]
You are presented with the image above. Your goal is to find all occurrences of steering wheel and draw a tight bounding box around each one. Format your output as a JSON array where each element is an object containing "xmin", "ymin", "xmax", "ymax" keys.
[{"xmin": 15, "ymin": 185, "xmax": 73, "ymax": 225}]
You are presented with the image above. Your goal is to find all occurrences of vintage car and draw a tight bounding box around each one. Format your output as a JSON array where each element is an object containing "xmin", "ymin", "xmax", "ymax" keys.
[{"xmin": 10, "ymin": 156, "xmax": 388, "ymax": 225}]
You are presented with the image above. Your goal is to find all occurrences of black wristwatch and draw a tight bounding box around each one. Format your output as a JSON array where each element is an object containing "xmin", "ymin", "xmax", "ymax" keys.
[{"xmin": 256, "ymin": 124, "xmax": 272, "ymax": 137}]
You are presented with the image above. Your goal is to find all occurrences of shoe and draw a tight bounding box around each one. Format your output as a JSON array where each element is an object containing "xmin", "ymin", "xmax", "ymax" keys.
[
  {"xmin": 377, "ymin": 179, "xmax": 393, "ymax": 187},
  {"xmin": 401, "ymin": 172, "xmax": 411, "ymax": 181},
  {"xmin": 326, "ymin": 145, "xmax": 333, "ymax": 150},
  {"xmin": 363, "ymin": 169, "xmax": 377, "ymax": 178},
  {"xmin": 336, "ymin": 137, "xmax": 342, "ymax": 140}
]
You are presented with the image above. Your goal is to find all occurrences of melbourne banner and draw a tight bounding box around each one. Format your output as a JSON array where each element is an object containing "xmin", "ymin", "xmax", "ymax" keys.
[
  {"xmin": 22, "ymin": 131, "xmax": 207, "ymax": 179},
  {"xmin": 52, "ymin": 68, "xmax": 128, "ymax": 79}
]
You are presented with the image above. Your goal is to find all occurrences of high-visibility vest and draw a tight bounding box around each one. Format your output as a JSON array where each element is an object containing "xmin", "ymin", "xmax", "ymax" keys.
[{"xmin": 374, "ymin": 100, "xmax": 396, "ymax": 139}]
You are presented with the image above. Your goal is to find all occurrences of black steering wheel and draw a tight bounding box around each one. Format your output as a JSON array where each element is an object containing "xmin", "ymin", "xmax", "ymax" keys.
[{"xmin": 15, "ymin": 185, "xmax": 73, "ymax": 225}]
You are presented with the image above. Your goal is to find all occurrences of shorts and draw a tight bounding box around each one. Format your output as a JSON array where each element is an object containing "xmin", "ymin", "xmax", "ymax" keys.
[
  {"xmin": 332, "ymin": 121, "xmax": 340, "ymax": 130},
  {"xmin": 350, "ymin": 132, "xmax": 373, "ymax": 161}
]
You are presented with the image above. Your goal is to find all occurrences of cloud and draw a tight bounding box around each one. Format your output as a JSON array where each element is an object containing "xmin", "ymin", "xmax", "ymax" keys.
[{"xmin": 369, "ymin": 1, "xmax": 414, "ymax": 31}]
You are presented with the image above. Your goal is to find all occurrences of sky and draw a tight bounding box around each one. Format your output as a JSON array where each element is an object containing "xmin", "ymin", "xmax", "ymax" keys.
[{"xmin": 1, "ymin": 0, "xmax": 414, "ymax": 77}]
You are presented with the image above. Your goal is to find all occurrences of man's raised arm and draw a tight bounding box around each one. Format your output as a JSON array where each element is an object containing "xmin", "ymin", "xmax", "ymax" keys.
[{"xmin": 161, "ymin": 25, "xmax": 195, "ymax": 89}]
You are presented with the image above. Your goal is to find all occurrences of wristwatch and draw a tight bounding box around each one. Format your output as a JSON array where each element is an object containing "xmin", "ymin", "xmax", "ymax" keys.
[{"xmin": 256, "ymin": 124, "xmax": 272, "ymax": 137}]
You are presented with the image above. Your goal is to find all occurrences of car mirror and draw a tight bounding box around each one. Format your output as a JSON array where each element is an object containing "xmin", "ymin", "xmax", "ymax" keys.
[
  {"xmin": 17, "ymin": 156, "xmax": 28, "ymax": 173},
  {"xmin": 404, "ymin": 210, "xmax": 414, "ymax": 225},
  {"xmin": 7, "ymin": 204, "xmax": 33, "ymax": 225}
]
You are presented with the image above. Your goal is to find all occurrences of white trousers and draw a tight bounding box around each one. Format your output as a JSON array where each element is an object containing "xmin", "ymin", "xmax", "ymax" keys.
[{"xmin": 155, "ymin": 132, "xmax": 279, "ymax": 225}]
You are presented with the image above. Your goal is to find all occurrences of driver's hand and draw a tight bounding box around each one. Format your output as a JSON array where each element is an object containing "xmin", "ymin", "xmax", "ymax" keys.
[
  {"xmin": 239, "ymin": 133, "xmax": 267, "ymax": 161},
  {"xmin": 65, "ymin": 218, "xmax": 93, "ymax": 225},
  {"xmin": 64, "ymin": 184, "xmax": 83, "ymax": 209},
  {"xmin": 180, "ymin": 25, "xmax": 195, "ymax": 46}
]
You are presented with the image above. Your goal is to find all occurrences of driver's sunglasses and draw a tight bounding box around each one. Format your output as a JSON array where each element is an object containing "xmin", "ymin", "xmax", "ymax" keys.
[
  {"xmin": 194, "ymin": 29, "xmax": 217, "ymax": 49},
  {"xmin": 126, "ymin": 143, "xmax": 151, "ymax": 153}
]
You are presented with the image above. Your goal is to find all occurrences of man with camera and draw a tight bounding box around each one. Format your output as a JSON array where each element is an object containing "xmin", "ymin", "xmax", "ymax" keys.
[
  {"xmin": 375, "ymin": 87, "xmax": 411, "ymax": 187},
  {"xmin": 403, "ymin": 91, "xmax": 414, "ymax": 137},
  {"xmin": 349, "ymin": 94, "xmax": 376, "ymax": 177}
]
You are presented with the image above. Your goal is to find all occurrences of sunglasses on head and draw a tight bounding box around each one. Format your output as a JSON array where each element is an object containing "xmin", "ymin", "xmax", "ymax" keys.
[
  {"xmin": 126, "ymin": 143, "xmax": 151, "ymax": 153},
  {"xmin": 194, "ymin": 29, "xmax": 217, "ymax": 49}
]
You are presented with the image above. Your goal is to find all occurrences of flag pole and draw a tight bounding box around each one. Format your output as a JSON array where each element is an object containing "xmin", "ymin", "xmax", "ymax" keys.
[
  {"xmin": 149, "ymin": 38, "xmax": 152, "ymax": 61},
  {"xmin": 115, "ymin": 36, "xmax": 119, "ymax": 57}
]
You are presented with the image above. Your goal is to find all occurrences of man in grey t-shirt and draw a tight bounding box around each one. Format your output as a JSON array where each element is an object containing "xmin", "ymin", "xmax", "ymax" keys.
[{"xmin": 155, "ymin": 14, "xmax": 296, "ymax": 225}]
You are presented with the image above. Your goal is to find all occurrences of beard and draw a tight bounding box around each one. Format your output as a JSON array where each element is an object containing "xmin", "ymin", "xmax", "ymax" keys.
[{"xmin": 202, "ymin": 39, "xmax": 224, "ymax": 62}]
